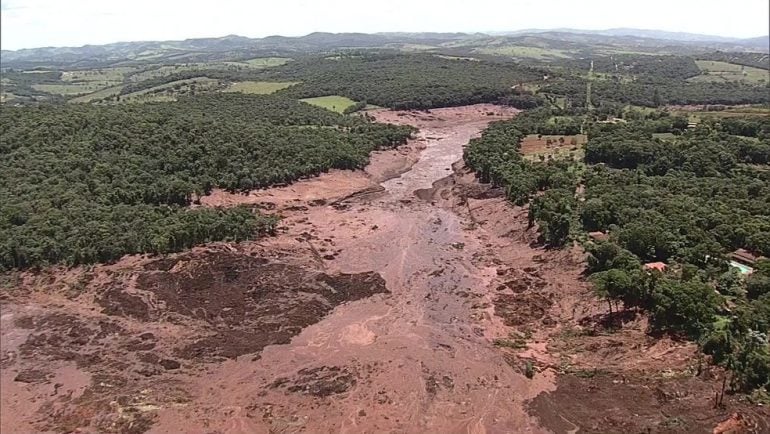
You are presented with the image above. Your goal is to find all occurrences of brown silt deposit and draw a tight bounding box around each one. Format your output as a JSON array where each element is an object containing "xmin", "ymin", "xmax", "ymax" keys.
[{"xmin": 2, "ymin": 104, "xmax": 766, "ymax": 433}]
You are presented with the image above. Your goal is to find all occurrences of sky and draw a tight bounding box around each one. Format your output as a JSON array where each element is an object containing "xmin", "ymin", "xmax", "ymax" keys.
[{"xmin": 1, "ymin": 0, "xmax": 768, "ymax": 50}]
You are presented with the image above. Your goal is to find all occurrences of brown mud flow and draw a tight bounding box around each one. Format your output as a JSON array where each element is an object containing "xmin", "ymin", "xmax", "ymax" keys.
[{"xmin": 2, "ymin": 105, "xmax": 768, "ymax": 433}]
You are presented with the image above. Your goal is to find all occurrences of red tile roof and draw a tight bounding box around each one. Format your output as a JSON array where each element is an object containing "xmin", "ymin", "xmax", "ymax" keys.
[
  {"xmin": 730, "ymin": 249, "xmax": 759, "ymax": 265},
  {"xmin": 643, "ymin": 262, "xmax": 667, "ymax": 272}
]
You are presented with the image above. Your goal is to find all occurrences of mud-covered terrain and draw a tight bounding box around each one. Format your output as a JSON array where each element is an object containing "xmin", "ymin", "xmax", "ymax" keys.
[{"xmin": 2, "ymin": 104, "xmax": 768, "ymax": 433}]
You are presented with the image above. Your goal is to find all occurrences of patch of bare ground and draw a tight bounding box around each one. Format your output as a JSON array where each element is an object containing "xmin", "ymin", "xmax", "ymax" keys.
[
  {"xmin": 1, "ymin": 247, "xmax": 388, "ymax": 433},
  {"xmin": 423, "ymin": 162, "xmax": 769, "ymax": 433},
  {"xmin": 519, "ymin": 134, "xmax": 587, "ymax": 156}
]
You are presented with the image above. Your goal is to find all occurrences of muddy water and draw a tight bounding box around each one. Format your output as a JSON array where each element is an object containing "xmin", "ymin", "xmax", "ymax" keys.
[
  {"xmin": 149, "ymin": 106, "xmax": 551, "ymax": 433},
  {"xmin": 381, "ymin": 126, "xmax": 466, "ymax": 198}
]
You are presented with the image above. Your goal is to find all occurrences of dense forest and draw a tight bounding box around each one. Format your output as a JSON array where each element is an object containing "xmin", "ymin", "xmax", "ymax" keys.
[
  {"xmin": 270, "ymin": 53, "xmax": 547, "ymax": 109},
  {"xmin": 93, "ymin": 53, "xmax": 547, "ymax": 108},
  {"xmin": 541, "ymin": 76, "xmax": 769, "ymax": 108},
  {"xmin": 122, "ymin": 51, "xmax": 764, "ymax": 111},
  {"xmin": 582, "ymin": 119, "xmax": 770, "ymax": 392},
  {"xmin": 465, "ymin": 108, "xmax": 770, "ymax": 392},
  {"xmin": 39, "ymin": 52, "xmax": 550, "ymax": 109},
  {"xmin": 560, "ymin": 54, "xmax": 702, "ymax": 80},
  {"xmin": 0, "ymin": 94, "xmax": 413, "ymax": 270}
]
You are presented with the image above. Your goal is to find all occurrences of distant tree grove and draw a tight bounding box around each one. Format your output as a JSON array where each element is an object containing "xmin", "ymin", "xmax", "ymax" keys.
[{"xmin": 465, "ymin": 106, "xmax": 770, "ymax": 392}]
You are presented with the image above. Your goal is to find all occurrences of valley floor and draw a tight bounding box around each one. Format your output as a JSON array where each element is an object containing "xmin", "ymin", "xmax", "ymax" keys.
[{"xmin": 1, "ymin": 105, "xmax": 767, "ymax": 433}]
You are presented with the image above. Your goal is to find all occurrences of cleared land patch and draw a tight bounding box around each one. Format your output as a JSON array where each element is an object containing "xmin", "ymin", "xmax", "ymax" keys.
[
  {"xmin": 475, "ymin": 45, "xmax": 572, "ymax": 60},
  {"xmin": 670, "ymin": 106, "xmax": 770, "ymax": 123},
  {"xmin": 651, "ymin": 132, "xmax": 677, "ymax": 141},
  {"xmin": 69, "ymin": 85, "xmax": 124, "ymax": 103},
  {"xmin": 32, "ymin": 67, "xmax": 133, "ymax": 96},
  {"xmin": 61, "ymin": 67, "xmax": 135, "ymax": 84},
  {"xmin": 300, "ymin": 95, "xmax": 357, "ymax": 113},
  {"xmin": 0, "ymin": 92, "xmax": 17, "ymax": 103},
  {"xmin": 520, "ymin": 134, "xmax": 587, "ymax": 162},
  {"xmin": 241, "ymin": 57, "xmax": 292, "ymax": 67},
  {"xmin": 689, "ymin": 60, "xmax": 769, "ymax": 84},
  {"xmin": 128, "ymin": 58, "xmax": 290, "ymax": 82},
  {"xmin": 31, "ymin": 83, "xmax": 112, "ymax": 95},
  {"xmin": 121, "ymin": 77, "xmax": 221, "ymax": 102},
  {"xmin": 224, "ymin": 81, "xmax": 298, "ymax": 94}
]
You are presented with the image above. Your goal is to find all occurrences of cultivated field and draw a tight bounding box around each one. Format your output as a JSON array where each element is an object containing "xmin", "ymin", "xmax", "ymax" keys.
[
  {"xmin": 689, "ymin": 60, "xmax": 769, "ymax": 84},
  {"xmin": 31, "ymin": 83, "xmax": 111, "ymax": 95},
  {"xmin": 520, "ymin": 133, "xmax": 587, "ymax": 161},
  {"xmin": 475, "ymin": 45, "xmax": 572, "ymax": 60},
  {"xmin": 223, "ymin": 81, "xmax": 298, "ymax": 94},
  {"xmin": 240, "ymin": 57, "xmax": 291, "ymax": 67},
  {"xmin": 127, "ymin": 58, "xmax": 290, "ymax": 82},
  {"xmin": 68, "ymin": 85, "xmax": 124, "ymax": 103},
  {"xmin": 120, "ymin": 77, "xmax": 221, "ymax": 102},
  {"xmin": 61, "ymin": 67, "xmax": 135, "ymax": 84},
  {"xmin": 669, "ymin": 105, "xmax": 770, "ymax": 123}
]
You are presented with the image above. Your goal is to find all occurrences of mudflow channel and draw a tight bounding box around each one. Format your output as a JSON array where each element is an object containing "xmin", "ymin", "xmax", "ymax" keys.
[
  {"xmin": 1, "ymin": 105, "xmax": 565, "ymax": 434},
  {"xmin": 150, "ymin": 105, "xmax": 553, "ymax": 433}
]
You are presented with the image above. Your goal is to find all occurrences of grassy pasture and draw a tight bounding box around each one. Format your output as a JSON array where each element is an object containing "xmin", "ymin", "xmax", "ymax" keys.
[
  {"xmin": 652, "ymin": 132, "xmax": 677, "ymax": 141},
  {"xmin": 121, "ymin": 77, "xmax": 220, "ymax": 102},
  {"xmin": 433, "ymin": 54, "xmax": 480, "ymax": 61},
  {"xmin": 396, "ymin": 43, "xmax": 438, "ymax": 51},
  {"xmin": 224, "ymin": 81, "xmax": 298, "ymax": 94},
  {"xmin": 127, "ymin": 59, "xmax": 287, "ymax": 82},
  {"xmin": 475, "ymin": 45, "xmax": 572, "ymax": 60},
  {"xmin": 671, "ymin": 107, "xmax": 770, "ymax": 123},
  {"xmin": 31, "ymin": 83, "xmax": 110, "ymax": 95},
  {"xmin": 129, "ymin": 65, "xmax": 214, "ymax": 82},
  {"xmin": 61, "ymin": 67, "xmax": 135, "ymax": 84},
  {"xmin": 240, "ymin": 57, "xmax": 291, "ymax": 67},
  {"xmin": 68, "ymin": 85, "xmax": 124, "ymax": 103},
  {"xmin": 300, "ymin": 95, "xmax": 357, "ymax": 113},
  {"xmin": 689, "ymin": 60, "xmax": 769, "ymax": 84},
  {"xmin": 0, "ymin": 92, "xmax": 17, "ymax": 103}
]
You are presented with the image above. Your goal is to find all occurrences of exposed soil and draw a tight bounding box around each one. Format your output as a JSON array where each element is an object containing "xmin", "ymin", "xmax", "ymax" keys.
[
  {"xmin": 530, "ymin": 372, "xmax": 770, "ymax": 434},
  {"xmin": 519, "ymin": 134, "xmax": 587, "ymax": 156},
  {"xmin": 2, "ymin": 104, "xmax": 767, "ymax": 433}
]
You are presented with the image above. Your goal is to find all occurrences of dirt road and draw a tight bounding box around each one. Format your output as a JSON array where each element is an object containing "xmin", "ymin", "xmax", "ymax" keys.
[{"xmin": 2, "ymin": 105, "xmax": 766, "ymax": 433}]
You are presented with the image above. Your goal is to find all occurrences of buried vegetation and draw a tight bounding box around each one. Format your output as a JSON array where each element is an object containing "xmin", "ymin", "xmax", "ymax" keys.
[{"xmin": 4, "ymin": 249, "xmax": 389, "ymax": 433}]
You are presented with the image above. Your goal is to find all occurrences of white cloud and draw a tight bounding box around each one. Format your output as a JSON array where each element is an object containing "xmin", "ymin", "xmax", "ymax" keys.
[{"xmin": 1, "ymin": 0, "xmax": 768, "ymax": 50}]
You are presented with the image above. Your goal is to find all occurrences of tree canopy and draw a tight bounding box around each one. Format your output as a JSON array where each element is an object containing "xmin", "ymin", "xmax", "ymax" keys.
[{"xmin": 0, "ymin": 93, "xmax": 413, "ymax": 269}]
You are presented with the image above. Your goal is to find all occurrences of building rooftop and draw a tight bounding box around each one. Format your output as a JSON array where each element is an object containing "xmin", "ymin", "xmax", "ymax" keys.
[
  {"xmin": 643, "ymin": 262, "xmax": 667, "ymax": 272},
  {"xmin": 588, "ymin": 231, "xmax": 609, "ymax": 242},
  {"xmin": 730, "ymin": 249, "xmax": 760, "ymax": 265}
]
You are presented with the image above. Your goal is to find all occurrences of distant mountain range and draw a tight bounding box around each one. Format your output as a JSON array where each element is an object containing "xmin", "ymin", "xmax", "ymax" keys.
[
  {"xmin": 493, "ymin": 28, "xmax": 768, "ymax": 44},
  {"xmin": 1, "ymin": 28, "xmax": 767, "ymax": 69}
]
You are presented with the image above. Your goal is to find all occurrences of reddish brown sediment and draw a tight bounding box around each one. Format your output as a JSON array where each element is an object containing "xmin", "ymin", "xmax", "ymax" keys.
[{"xmin": 2, "ymin": 104, "xmax": 766, "ymax": 434}]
